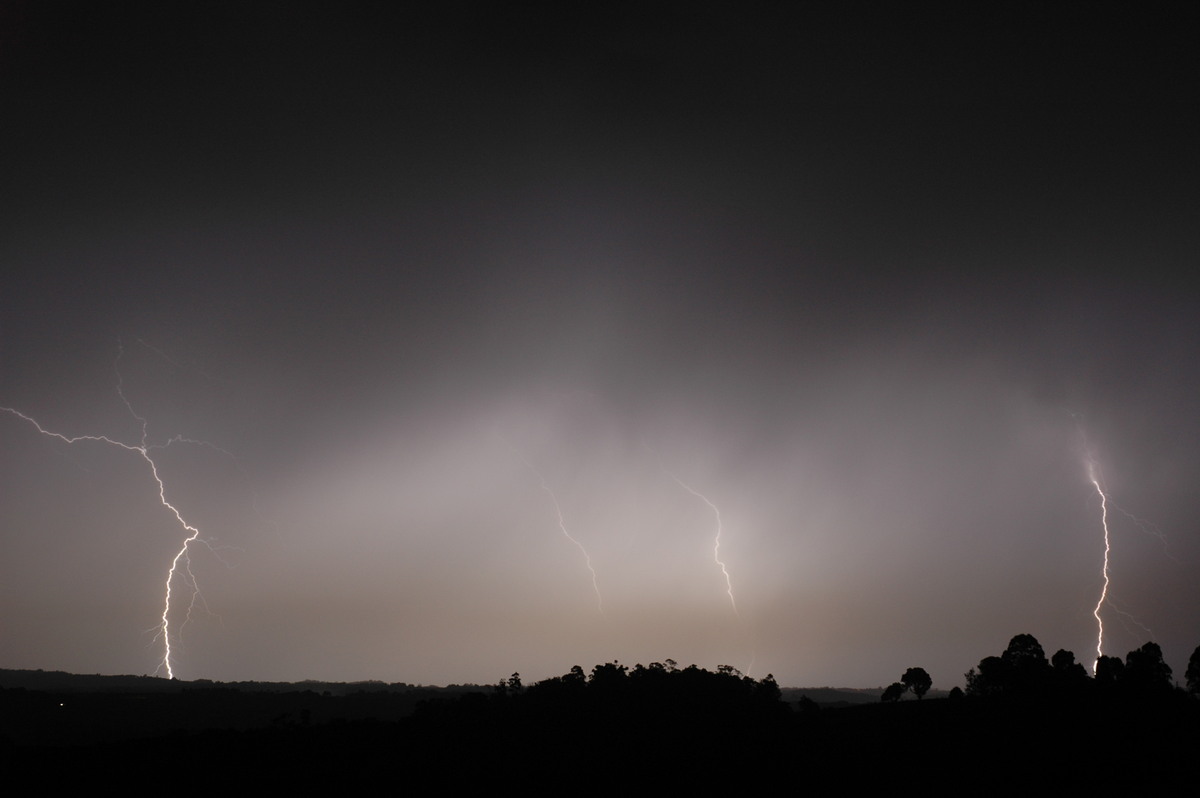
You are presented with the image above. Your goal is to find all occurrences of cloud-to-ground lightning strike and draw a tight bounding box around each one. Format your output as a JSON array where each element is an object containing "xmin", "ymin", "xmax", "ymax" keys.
[
  {"xmin": 1085, "ymin": 454, "xmax": 1160, "ymax": 672},
  {"xmin": 510, "ymin": 451, "xmax": 603, "ymax": 613},
  {"xmin": 1075, "ymin": 417, "xmax": 1150, "ymax": 672},
  {"xmin": 2, "ymin": 349, "xmax": 229, "ymax": 679},
  {"xmin": 1087, "ymin": 457, "xmax": 1112, "ymax": 673}
]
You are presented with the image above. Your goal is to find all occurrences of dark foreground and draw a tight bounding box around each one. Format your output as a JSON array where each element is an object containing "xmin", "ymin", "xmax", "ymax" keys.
[{"xmin": 3, "ymin": 661, "xmax": 1198, "ymax": 791}]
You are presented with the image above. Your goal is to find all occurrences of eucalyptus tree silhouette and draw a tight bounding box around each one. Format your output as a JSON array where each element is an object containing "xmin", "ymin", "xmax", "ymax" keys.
[
  {"xmin": 1002, "ymin": 634, "xmax": 1048, "ymax": 669},
  {"xmin": 1094, "ymin": 654, "xmax": 1124, "ymax": 687},
  {"xmin": 1187, "ymin": 645, "xmax": 1200, "ymax": 695},
  {"xmin": 1122, "ymin": 642, "xmax": 1173, "ymax": 692},
  {"xmin": 901, "ymin": 667, "xmax": 932, "ymax": 699},
  {"xmin": 1050, "ymin": 649, "xmax": 1089, "ymax": 690},
  {"xmin": 965, "ymin": 634, "xmax": 1052, "ymax": 697}
]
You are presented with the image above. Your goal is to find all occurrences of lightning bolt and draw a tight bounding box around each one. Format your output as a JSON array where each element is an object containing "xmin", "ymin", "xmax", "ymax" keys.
[
  {"xmin": 1112, "ymin": 506, "xmax": 1175, "ymax": 561},
  {"xmin": 1105, "ymin": 594, "xmax": 1156, "ymax": 641},
  {"xmin": 1087, "ymin": 457, "xmax": 1111, "ymax": 674},
  {"xmin": 646, "ymin": 445, "xmax": 757, "ymax": 676},
  {"xmin": 644, "ymin": 445, "xmax": 739, "ymax": 616},
  {"xmin": 671, "ymin": 474, "xmax": 738, "ymax": 617},
  {"xmin": 1086, "ymin": 453, "xmax": 1164, "ymax": 673},
  {"xmin": 1074, "ymin": 412, "xmax": 1173, "ymax": 674},
  {"xmin": 510, "ymin": 450, "xmax": 603, "ymax": 613},
  {"xmin": 2, "ymin": 345, "xmax": 234, "ymax": 679}
]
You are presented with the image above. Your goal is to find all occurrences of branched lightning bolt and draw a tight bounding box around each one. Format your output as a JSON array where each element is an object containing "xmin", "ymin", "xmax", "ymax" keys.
[
  {"xmin": 510, "ymin": 450, "xmax": 603, "ymax": 613},
  {"xmin": 1105, "ymin": 594, "xmax": 1156, "ymax": 641},
  {"xmin": 1113, "ymin": 506, "xmax": 1176, "ymax": 561},
  {"xmin": 2, "ymin": 346, "xmax": 232, "ymax": 679}
]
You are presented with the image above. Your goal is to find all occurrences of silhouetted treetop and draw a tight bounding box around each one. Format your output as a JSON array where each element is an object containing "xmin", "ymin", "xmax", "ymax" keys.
[
  {"xmin": 1002, "ymin": 634, "xmax": 1048, "ymax": 670},
  {"xmin": 1187, "ymin": 646, "xmax": 1200, "ymax": 696},
  {"xmin": 1094, "ymin": 655, "xmax": 1125, "ymax": 687},
  {"xmin": 1050, "ymin": 648, "xmax": 1089, "ymax": 690},
  {"xmin": 966, "ymin": 634, "xmax": 1193, "ymax": 704},
  {"xmin": 965, "ymin": 656, "xmax": 1007, "ymax": 698},
  {"xmin": 588, "ymin": 661, "xmax": 627, "ymax": 691},
  {"xmin": 1051, "ymin": 649, "xmax": 1075, "ymax": 670},
  {"xmin": 1123, "ymin": 642, "xmax": 1173, "ymax": 692},
  {"xmin": 965, "ymin": 634, "xmax": 1058, "ymax": 698},
  {"xmin": 902, "ymin": 667, "xmax": 932, "ymax": 699},
  {"xmin": 467, "ymin": 660, "xmax": 792, "ymax": 724}
]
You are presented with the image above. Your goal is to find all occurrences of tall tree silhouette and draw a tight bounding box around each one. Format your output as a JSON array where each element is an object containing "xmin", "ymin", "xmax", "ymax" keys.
[{"xmin": 1187, "ymin": 645, "xmax": 1200, "ymax": 695}]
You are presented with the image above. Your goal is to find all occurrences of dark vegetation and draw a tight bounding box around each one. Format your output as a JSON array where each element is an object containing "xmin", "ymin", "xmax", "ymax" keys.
[{"xmin": 3, "ymin": 638, "xmax": 1199, "ymax": 789}]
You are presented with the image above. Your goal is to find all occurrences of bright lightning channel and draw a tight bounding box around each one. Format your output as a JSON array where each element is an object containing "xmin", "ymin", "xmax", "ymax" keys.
[
  {"xmin": 512, "ymin": 453, "xmax": 603, "ymax": 613},
  {"xmin": 1085, "ymin": 453, "xmax": 1161, "ymax": 673},
  {"xmin": 1087, "ymin": 458, "xmax": 1111, "ymax": 674},
  {"xmin": 2, "ymin": 349, "xmax": 228, "ymax": 679}
]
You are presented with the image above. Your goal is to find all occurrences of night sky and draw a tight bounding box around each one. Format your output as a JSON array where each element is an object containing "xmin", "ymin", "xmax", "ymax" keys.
[{"xmin": 2, "ymin": 3, "xmax": 1198, "ymax": 688}]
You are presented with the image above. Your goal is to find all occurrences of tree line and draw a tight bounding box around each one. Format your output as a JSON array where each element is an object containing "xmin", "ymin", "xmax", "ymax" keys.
[
  {"xmin": 960, "ymin": 634, "xmax": 1200, "ymax": 700},
  {"xmin": 419, "ymin": 634, "xmax": 1200, "ymax": 721}
]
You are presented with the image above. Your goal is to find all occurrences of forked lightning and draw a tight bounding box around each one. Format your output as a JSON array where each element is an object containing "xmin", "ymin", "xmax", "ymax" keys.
[{"xmin": 2, "ymin": 347, "xmax": 231, "ymax": 678}]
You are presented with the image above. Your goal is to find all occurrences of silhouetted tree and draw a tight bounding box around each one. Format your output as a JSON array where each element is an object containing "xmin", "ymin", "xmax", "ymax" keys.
[
  {"xmin": 965, "ymin": 656, "xmax": 1008, "ymax": 697},
  {"xmin": 1187, "ymin": 646, "xmax": 1200, "ymax": 696},
  {"xmin": 588, "ymin": 661, "xmax": 627, "ymax": 693},
  {"xmin": 1050, "ymin": 649, "xmax": 1089, "ymax": 690},
  {"xmin": 564, "ymin": 665, "xmax": 586, "ymax": 687},
  {"xmin": 901, "ymin": 667, "xmax": 932, "ymax": 699},
  {"xmin": 1122, "ymin": 642, "xmax": 1172, "ymax": 692},
  {"xmin": 966, "ymin": 635, "xmax": 1052, "ymax": 697},
  {"xmin": 754, "ymin": 673, "xmax": 782, "ymax": 704},
  {"xmin": 1002, "ymin": 634, "xmax": 1048, "ymax": 669},
  {"xmin": 881, "ymin": 682, "xmax": 906, "ymax": 703},
  {"xmin": 1094, "ymin": 654, "xmax": 1124, "ymax": 687}
]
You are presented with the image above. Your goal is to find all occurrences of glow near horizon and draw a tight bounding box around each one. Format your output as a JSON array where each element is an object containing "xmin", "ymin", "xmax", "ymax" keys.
[{"xmin": 0, "ymin": 352, "xmax": 1192, "ymax": 687}]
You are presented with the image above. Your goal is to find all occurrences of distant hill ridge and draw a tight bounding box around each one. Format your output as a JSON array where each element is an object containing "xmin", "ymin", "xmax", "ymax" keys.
[{"xmin": 0, "ymin": 668, "xmax": 425, "ymax": 695}]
